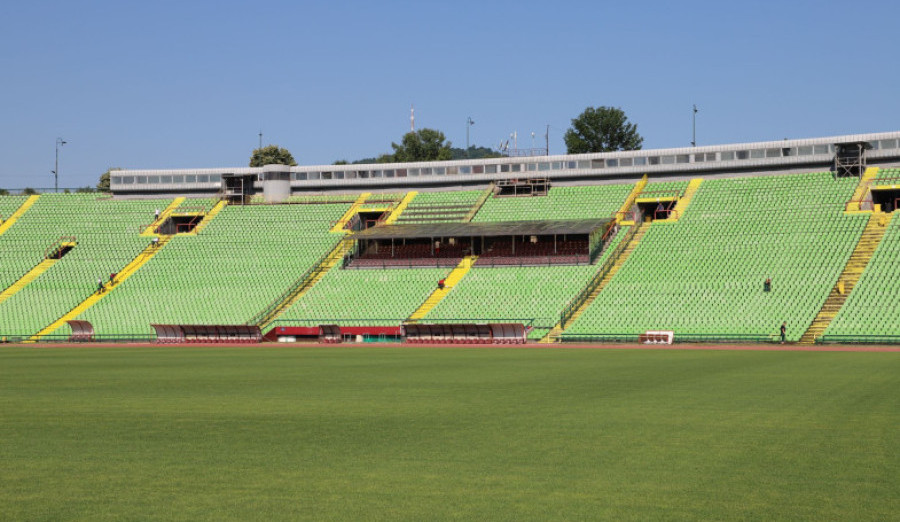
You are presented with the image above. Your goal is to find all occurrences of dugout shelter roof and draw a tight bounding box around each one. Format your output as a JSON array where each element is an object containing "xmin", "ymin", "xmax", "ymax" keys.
[{"xmin": 349, "ymin": 218, "xmax": 613, "ymax": 240}]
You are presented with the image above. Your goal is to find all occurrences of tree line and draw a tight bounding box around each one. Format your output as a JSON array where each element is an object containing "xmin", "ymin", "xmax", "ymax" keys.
[{"xmin": 250, "ymin": 105, "xmax": 643, "ymax": 167}]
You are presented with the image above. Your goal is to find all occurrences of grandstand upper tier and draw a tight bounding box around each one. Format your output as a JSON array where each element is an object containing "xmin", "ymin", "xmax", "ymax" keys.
[{"xmin": 109, "ymin": 131, "xmax": 900, "ymax": 197}]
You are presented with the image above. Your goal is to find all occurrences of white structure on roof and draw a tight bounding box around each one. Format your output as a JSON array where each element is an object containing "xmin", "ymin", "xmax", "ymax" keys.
[{"xmin": 110, "ymin": 131, "xmax": 900, "ymax": 196}]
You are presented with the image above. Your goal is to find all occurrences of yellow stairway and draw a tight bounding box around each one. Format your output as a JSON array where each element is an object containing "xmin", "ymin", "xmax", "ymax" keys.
[
  {"xmin": 406, "ymin": 255, "xmax": 478, "ymax": 323},
  {"xmin": 799, "ymin": 212, "xmax": 893, "ymax": 344},
  {"xmin": 253, "ymin": 239, "xmax": 356, "ymax": 330},
  {"xmin": 0, "ymin": 258, "xmax": 60, "ymax": 306},
  {"xmin": 331, "ymin": 193, "xmax": 371, "ymax": 232},
  {"xmin": 382, "ymin": 191, "xmax": 418, "ymax": 225},
  {"xmin": 665, "ymin": 178, "xmax": 703, "ymax": 222},
  {"xmin": 189, "ymin": 200, "xmax": 227, "ymax": 234},
  {"xmin": 463, "ymin": 183, "xmax": 495, "ymax": 222},
  {"xmin": 27, "ymin": 236, "xmax": 174, "ymax": 342},
  {"xmin": 541, "ymin": 222, "xmax": 650, "ymax": 342},
  {"xmin": 845, "ymin": 167, "xmax": 879, "ymax": 212},
  {"xmin": 141, "ymin": 197, "xmax": 185, "ymax": 236},
  {"xmin": 0, "ymin": 195, "xmax": 39, "ymax": 236},
  {"xmin": 617, "ymin": 175, "xmax": 648, "ymax": 225}
]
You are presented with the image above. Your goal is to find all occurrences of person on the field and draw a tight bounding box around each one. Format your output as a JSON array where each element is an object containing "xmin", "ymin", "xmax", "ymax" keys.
[
  {"xmin": 438, "ymin": 278, "xmax": 446, "ymax": 290},
  {"xmin": 764, "ymin": 278, "xmax": 771, "ymax": 292},
  {"xmin": 154, "ymin": 208, "xmax": 161, "ymax": 221},
  {"xmin": 780, "ymin": 322, "xmax": 786, "ymax": 344},
  {"xmin": 151, "ymin": 236, "xmax": 159, "ymax": 248},
  {"xmin": 97, "ymin": 277, "xmax": 104, "ymax": 294}
]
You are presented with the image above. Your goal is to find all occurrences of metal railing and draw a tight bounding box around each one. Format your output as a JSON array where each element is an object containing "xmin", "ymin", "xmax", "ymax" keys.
[
  {"xmin": 246, "ymin": 241, "xmax": 347, "ymax": 327},
  {"xmin": 558, "ymin": 224, "xmax": 639, "ymax": 328},
  {"xmin": 817, "ymin": 335, "xmax": 900, "ymax": 345},
  {"xmin": 556, "ymin": 333, "xmax": 777, "ymax": 344}
]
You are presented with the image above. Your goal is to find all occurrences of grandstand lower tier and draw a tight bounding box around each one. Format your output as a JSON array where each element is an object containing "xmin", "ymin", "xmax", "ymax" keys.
[{"xmin": 2, "ymin": 168, "xmax": 900, "ymax": 344}]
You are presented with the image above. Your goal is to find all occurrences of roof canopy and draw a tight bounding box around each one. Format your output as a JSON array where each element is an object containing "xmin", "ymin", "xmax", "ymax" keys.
[{"xmin": 349, "ymin": 218, "xmax": 612, "ymax": 240}]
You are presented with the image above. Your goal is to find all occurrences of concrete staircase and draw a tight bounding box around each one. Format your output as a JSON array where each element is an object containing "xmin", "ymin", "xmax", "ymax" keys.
[
  {"xmin": 406, "ymin": 255, "xmax": 478, "ymax": 323},
  {"xmin": 799, "ymin": 212, "xmax": 892, "ymax": 344}
]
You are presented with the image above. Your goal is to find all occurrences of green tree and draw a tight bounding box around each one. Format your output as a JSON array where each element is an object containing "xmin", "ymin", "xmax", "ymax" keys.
[
  {"xmin": 249, "ymin": 145, "xmax": 298, "ymax": 167},
  {"xmin": 22, "ymin": 188, "xmax": 38, "ymax": 195},
  {"xmin": 97, "ymin": 168, "xmax": 120, "ymax": 192},
  {"xmin": 332, "ymin": 160, "xmax": 349, "ymax": 165},
  {"xmin": 0, "ymin": 189, "xmax": 10, "ymax": 196},
  {"xmin": 564, "ymin": 106, "xmax": 643, "ymax": 154},
  {"xmin": 449, "ymin": 146, "xmax": 503, "ymax": 160},
  {"xmin": 390, "ymin": 128, "xmax": 453, "ymax": 163}
]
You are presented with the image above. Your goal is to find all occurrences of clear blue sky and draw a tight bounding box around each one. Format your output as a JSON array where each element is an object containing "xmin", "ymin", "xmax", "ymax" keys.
[{"xmin": 1, "ymin": 0, "xmax": 898, "ymax": 189}]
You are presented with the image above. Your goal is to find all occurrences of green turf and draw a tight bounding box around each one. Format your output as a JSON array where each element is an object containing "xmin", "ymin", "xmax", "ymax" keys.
[{"xmin": 1, "ymin": 347, "xmax": 898, "ymax": 520}]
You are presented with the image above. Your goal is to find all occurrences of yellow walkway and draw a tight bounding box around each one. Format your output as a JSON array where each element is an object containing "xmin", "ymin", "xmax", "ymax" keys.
[
  {"xmin": 463, "ymin": 183, "xmax": 495, "ymax": 222},
  {"xmin": 0, "ymin": 258, "xmax": 60, "ymax": 306},
  {"xmin": 541, "ymin": 222, "xmax": 650, "ymax": 342},
  {"xmin": 617, "ymin": 175, "xmax": 648, "ymax": 225},
  {"xmin": 382, "ymin": 191, "xmax": 418, "ymax": 225},
  {"xmin": 664, "ymin": 178, "xmax": 703, "ymax": 222},
  {"xmin": 331, "ymin": 193, "xmax": 371, "ymax": 232},
  {"xmin": 253, "ymin": 239, "xmax": 356, "ymax": 330},
  {"xmin": 190, "ymin": 200, "xmax": 227, "ymax": 234},
  {"xmin": 28, "ymin": 236, "xmax": 173, "ymax": 342},
  {"xmin": 0, "ymin": 195, "xmax": 39, "ymax": 236},
  {"xmin": 845, "ymin": 167, "xmax": 879, "ymax": 212},
  {"xmin": 141, "ymin": 197, "xmax": 185, "ymax": 236},
  {"xmin": 406, "ymin": 255, "xmax": 478, "ymax": 323},
  {"xmin": 799, "ymin": 212, "xmax": 893, "ymax": 344}
]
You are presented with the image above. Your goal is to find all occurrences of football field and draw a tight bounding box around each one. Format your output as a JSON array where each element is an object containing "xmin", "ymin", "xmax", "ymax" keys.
[{"xmin": 1, "ymin": 346, "xmax": 898, "ymax": 520}]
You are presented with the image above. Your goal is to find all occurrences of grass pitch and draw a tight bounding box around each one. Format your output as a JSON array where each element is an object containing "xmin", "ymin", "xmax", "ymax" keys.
[{"xmin": 1, "ymin": 346, "xmax": 898, "ymax": 520}]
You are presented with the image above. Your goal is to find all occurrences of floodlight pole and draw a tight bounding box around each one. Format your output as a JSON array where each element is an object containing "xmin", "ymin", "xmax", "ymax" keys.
[
  {"xmin": 691, "ymin": 105, "xmax": 698, "ymax": 147},
  {"xmin": 466, "ymin": 117, "xmax": 474, "ymax": 157},
  {"xmin": 54, "ymin": 137, "xmax": 67, "ymax": 193}
]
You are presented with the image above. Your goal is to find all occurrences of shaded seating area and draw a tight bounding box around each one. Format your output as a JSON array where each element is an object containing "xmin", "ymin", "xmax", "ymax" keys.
[{"xmin": 345, "ymin": 219, "xmax": 615, "ymax": 268}]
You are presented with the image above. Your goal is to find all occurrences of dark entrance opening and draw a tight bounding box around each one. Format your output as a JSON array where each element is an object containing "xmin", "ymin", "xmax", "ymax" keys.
[
  {"xmin": 346, "ymin": 211, "xmax": 387, "ymax": 231},
  {"xmin": 45, "ymin": 237, "xmax": 77, "ymax": 259},
  {"xmin": 636, "ymin": 199, "xmax": 676, "ymax": 221},
  {"xmin": 871, "ymin": 188, "xmax": 900, "ymax": 213},
  {"xmin": 157, "ymin": 214, "xmax": 202, "ymax": 235}
]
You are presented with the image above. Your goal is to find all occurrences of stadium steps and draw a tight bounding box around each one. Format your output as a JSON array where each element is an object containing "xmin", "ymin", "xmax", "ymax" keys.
[
  {"xmin": 799, "ymin": 211, "xmax": 893, "ymax": 344},
  {"xmin": 664, "ymin": 178, "xmax": 703, "ymax": 222},
  {"xmin": 845, "ymin": 167, "xmax": 879, "ymax": 212},
  {"xmin": 140, "ymin": 197, "xmax": 185, "ymax": 236},
  {"xmin": 331, "ymin": 193, "xmax": 371, "ymax": 232},
  {"xmin": 0, "ymin": 195, "xmax": 40, "ymax": 236},
  {"xmin": 617, "ymin": 175, "xmax": 648, "ymax": 225},
  {"xmin": 250, "ymin": 238, "xmax": 355, "ymax": 331},
  {"xmin": 27, "ymin": 235, "xmax": 174, "ymax": 342},
  {"xmin": 540, "ymin": 222, "xmax": 649, "ymax": 342},
  {"xmin": 189, "ymin": 200, "xmax": 228, "ymax": 234},
  {"xmin": 463, "ymin": 183, "xmax": 495, "ymax": 222},
  {"xmin": 405, "ymin": 255, "xmax": 478, "ymax": 323},
  {"xmin": 0, "ymin": 258, "xmax": 62, "ymax": 306},
  {"xmin": 381, "ymin": 191, "xmax": 418, "ymax": 225}
]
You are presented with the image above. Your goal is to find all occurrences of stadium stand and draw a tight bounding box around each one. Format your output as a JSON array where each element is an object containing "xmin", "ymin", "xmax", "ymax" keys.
[
  {"xmin": 395, "ymin": 190, "xmax": 483, "ymax": 223},
  {"xmin": 824, "ymin": 212, "xmax": 900, "ymax": 339},
  {"xmin": 472, "ymin": 184, "xmax": 631, "ymax": 222},
  {"xmin": 564, "ymin": 172, "xmax": 867, "ymax": 342},
  {"xmin": 0, "ymin": 194, "xmax": 171, "ymax": 337},
  {"xmin": 422, "ymin": 228, "xmax": 629, "ymax": 340},
  {"xmin": 275, "ymin": 266, "xmax": 451, "ymax": 327},
  {"xmin": 73, "ymin": 203, "xmax": 348, "ymax": 337}
]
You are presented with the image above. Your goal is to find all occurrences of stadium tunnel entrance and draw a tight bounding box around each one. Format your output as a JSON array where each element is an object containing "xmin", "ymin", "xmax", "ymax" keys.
[
  {"xmin": 871, "ymin": 187, "xmax": 900, "ymax": 213},
  {"xmin": 157, "ymin": 213, "xmax": 203, "ymax": 234}
]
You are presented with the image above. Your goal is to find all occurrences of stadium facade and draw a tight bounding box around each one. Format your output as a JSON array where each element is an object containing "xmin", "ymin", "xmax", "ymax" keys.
[
  {"xmin": 2, "ymin": 131, "xmax": 900, "ymax": 345},
  {"xmin": 110, "ymin": 131, "xmax": 900, "ymax": 196}
]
